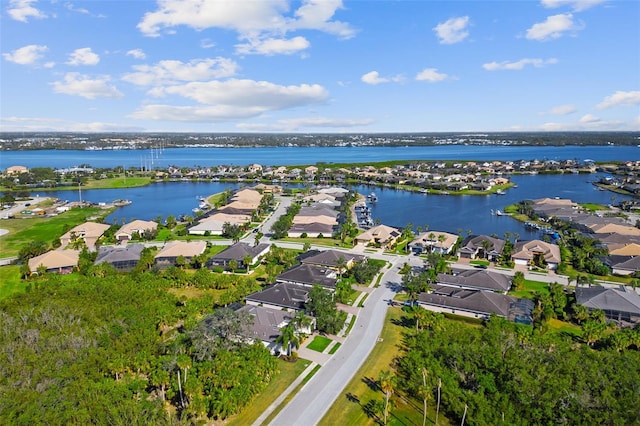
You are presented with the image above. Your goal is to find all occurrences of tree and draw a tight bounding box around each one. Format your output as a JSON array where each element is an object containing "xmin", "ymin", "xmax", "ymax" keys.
[
  {"xmin": 306, "ymin": 285, "xmax": 345, "ymax": 335},
  {"xmin": 512, "ymin": 271, "xmax": 525, "ymax": 291},
  {"xmin": 418, "ymin": 368, "xmax": 431, "ymax": 426},
  {"xmin": 276, "ymin": 322, "xmax": 299, "ymax": 356},
  {"xmin": 379, "ymin": 370, "xmax": 395, "ymax": 425}
]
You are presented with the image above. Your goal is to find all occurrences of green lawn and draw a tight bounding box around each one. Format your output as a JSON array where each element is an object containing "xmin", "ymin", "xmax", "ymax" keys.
[
  {"xmin": 0, "ymin": 266, "xmax": 25, "ymax": 300},
  {"xmin": 227, "ymin": 358, "xmax": 311, "ymax": 426},
  {"xmin": 320, "ymin": 307, "xmax": 450, "ymax": 426},
  {"xmin": 306, "ymin": 335, "xmax": 333, "ymax": 352},
  {"xmin": 0, "ymin": 207, "xmax": 107, "ymax": 257},
  {"xmin": 510, "ymin": 279, "xmax": 550, "ymax": 299},
  {"xmin": 328, "ymin": 342, "xmax": 342, "ymax": 354}
]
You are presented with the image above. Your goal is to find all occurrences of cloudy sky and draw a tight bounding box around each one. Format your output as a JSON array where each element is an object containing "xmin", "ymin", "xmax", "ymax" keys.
[{"xmin": 1, "ymin": 0, "xmax": 639, "ymax": 133}]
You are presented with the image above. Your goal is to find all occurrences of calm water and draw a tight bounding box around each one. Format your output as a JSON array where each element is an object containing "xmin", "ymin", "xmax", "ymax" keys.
[
  {"xmin": 2, "ymin": 145, "xmax": 638, "ymax": 169},
  {"xmin": 35, "ymin": 173, "xmax": 632, "ymax": 238},
  {"xmin": 6, "ymin": 145, "xmax": 637, "ymax": 238}
]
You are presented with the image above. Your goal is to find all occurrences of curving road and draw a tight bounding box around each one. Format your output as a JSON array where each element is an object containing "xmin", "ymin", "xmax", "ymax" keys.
[{"xmin": 268, "ymin": 256, "xmax": 405, "ymax": 425}]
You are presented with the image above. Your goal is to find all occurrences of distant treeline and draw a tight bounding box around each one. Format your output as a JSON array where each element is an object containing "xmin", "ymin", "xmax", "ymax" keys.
[{"xmin": 1, "ymin": 131, "xmax": 638, "ymax": 150}]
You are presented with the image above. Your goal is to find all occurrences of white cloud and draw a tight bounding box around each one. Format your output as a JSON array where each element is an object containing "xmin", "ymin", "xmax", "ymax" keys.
[
  {"xmin": 361, "ymin": 71, "xmax": 404, "ymax": 85},
  {"xmin": 541, "ymin": 0, "xmax": 606, "ymax": 12},
  {"xmin": 200, "ymin": 39, "xmax": 216, "ymax": 49},
  {"xmin": 122, "ymin": 58, "xmax": 239, "ymax": 86},
  {"xmin": 235, "ymin": 36, "xmax": 310, "ymax": 55},
  {"xmin": 66, "ymin": 48, "xmax": 100, "ymax": 66},
  {"xmin": 137, "ymin": 0, "xmax": 355, "ymax": 52},
  {"xmin": 596, "ymin": 90, "xmax": 640, "ymax": 109},
  {"xmin": 482, "ymin": 58, "xmax": 558, "ymax": 70},
  {"xmin": 415, "ymin": 68, "xmax": 448, "ymax": 82},
  {"xmin": 546, "ymin": 104, "xmax": 577, "ymax": 115},
  {"xmin": 51, "ymin": 72, "xmax": 123, "ymax": 99},
  {"xmin": 238, "ymin": 116, "xmax": 374, "ymax": 131},
  {"xmin": 7, "ymin": 0, "xmax": 47, "ymax": 22},
  {"xmin": 433, "ymin": 16, "xmax": 470, "ymax": 45},
  {"xmin": 126, "ymin": 49, "xmax": 146, "ymax": 60},
  {"xmin": 2, "ymin": 44, "xmax": 48, "ymax": 65},
  {"xmin": 579, "ymin": 113, "xmax": 600, "ymax": 123},
  {"xmin": 526, "ymin": 13, "xmax": 583, "ymax": 41},
  {"xmin": 131, "ymin": 79, "xmax": 328, "ymax": 122}
]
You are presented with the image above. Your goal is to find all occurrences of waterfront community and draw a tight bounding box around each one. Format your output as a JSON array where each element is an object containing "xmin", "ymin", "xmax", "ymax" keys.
[{"xmin": 1, "ymin": 142, "xmax": 640, "ymax": 425}]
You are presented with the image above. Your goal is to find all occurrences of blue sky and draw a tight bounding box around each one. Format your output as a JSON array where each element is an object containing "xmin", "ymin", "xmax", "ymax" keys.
[{"xmin": 1, "ymin": 0, "xmax": 639, "ymax": 133}]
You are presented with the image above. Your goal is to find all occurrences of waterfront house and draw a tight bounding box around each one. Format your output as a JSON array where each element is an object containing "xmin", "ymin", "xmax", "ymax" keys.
[
  {"xmin": 288, "ymin": 222, "xmax": 335, "ymax": 238},
  {"xmin": 207, "ymin": 242, "xmax": 270, "ymax": 270},
  {"xmin": 60, "ymin": 222, "xmax": 110, "ymax": 250},
  {"xmin": 154, "ymin": 240, "xmax": 207, "ymax": 268},
  {"xmin": 276, "ymin": 264, "xmax": 338, "ymax": 291},
  {"xmin": 417, "ymin": 287, "xmax": 533, "ymax": 324},
  {"xmin": 245, "ymin": 282, "xmax": 310, "ymax": 312},
  {"xmin": 511, "ymin": 239, "xmax": 561, "ymax": 270},
  {"xmin": 115, "ymin": 219, "xmax": 157, "ymax": 243},
  {"xmin": 355, "ymin": 224, "xmax": 401, "ymax": 249},
  {"xmin": 458, "ymin": 235, "xmax": 505, "ymax": 261},
  {"xmin": 94, "ymin": 244, "xmax": 144, "ymax": 272},
  {"xmin": 409, "ymin": 231, "xmax": 458, "ymax": 255},
  {"xmin": 576, "ymin": 286, "xmax": 640, "ymax": 326},
  {"xmin": 28, "ymin": 249, "xmax": 80, "ymax": 274}
]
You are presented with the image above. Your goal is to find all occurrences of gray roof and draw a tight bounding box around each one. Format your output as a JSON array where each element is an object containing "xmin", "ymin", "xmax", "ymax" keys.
[
  {"xmin": 437, "ymin": 269, "xmax": 512, "ymax": 292},
  {"xmin": 296, "ymin": 204, "xmax": 339, "ymax": 218},
  {"xmin": 300, "ymin": 249, "xmax": 366, "ymax": 269},
  {"xmin": 459, "ymin": 235, "xmax": 505, "ymax": 256},
  {"xmin": 604, "ymin": 255, "xmax": 640, "ymax": 272},
  {"xmin": 95, "ymin": 244, "xmax": 144, "ymax": 264},
  {"xmin": 576, "ymin": 286, "xmax": 640, "ymax": 315},
  {"xmin": 245, "ymin": 282, "xmax": 310, "ymax": 311},
  {"xmin": 237, "ymin": 304, "xmax": 293, "ymax": 343},
  {"xmin": 418, "ymin": 287, "xmax": 518, "ymax": 318},
  {"xmin": 289, "ymin": 222, "xmax": 335, "ymax": 233},
  {"xmin": 276, "ymin": 264, "xmax": 337, "ymax": 289},
  {"xmin": 210, "ymin": 242, "xmax": 270, "ymax": 262}
]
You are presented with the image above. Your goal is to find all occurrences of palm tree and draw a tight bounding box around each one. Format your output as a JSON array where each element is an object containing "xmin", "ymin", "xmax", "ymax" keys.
[
  {"xmin": 435, "ymin": 377, "xmax": 442, "ymax": 426},
  {"xmin": 379, "ymin": 370, "xmax": 395, "ymax": 425},
  {"xmin": 412, "ymin": 306, "xmax": 428, "ymax": 332},
  {"xmin": 336, "ymin": 256, "xmax": 346, "ymax": 279},
  {"xmin": 418, "ymin": 368, "xmax": 431, "ymax": 426},
  {"xmin": 277, "ymin": 322, "xmax": 299, "ymax": 356}
]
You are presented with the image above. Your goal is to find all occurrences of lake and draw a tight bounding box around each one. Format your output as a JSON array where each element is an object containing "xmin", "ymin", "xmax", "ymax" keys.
[
  {"xmin": 2, "ymin": 144, "xmax": 638, "ymax": 169},
  {"xmin": 35, "ymin": 172, "xmax": 632, "ymax": 239}
]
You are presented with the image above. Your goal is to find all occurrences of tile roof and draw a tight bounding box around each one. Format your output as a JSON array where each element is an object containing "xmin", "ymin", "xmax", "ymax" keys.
[
  {"xmin": 277, "ymin": 264, "xmax": 338, "ymax": 289},
  {"xmin": 246, "ymin": 282, "xmax": 310, "ymax": 310}
]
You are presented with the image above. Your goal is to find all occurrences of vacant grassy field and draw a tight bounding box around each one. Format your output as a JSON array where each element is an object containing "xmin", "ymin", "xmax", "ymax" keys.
[
  {"xmin": 227, "ymin": 358, "xmax": 311, "ymax": 426},
  {"xmin": 0, "ymin": 266, "xmax": 24, "ymax": 300},
  {"xmin": 0, "ymin": 207, "xmax": 107, "ymax": 257}
]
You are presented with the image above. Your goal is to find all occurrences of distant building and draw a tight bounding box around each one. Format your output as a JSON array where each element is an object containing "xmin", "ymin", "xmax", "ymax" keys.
[
  {"xmin": 5, "ymin": 165, "xmax": 29, "ymax": 175},
  {"xmin": 28, "ymin": 249, "xmax": 80, "ymax": 274},
  {"xmin": 94, "ymin": 244, "xmax": 144, "ymax": 272},
  {"xmin": 576, "ymin": 286, "xmax": 640, "ymax": 326},
  {"xmin": 60, "ymin": 222, "xmax": 110, "ymax": 250},
  {"xmin": 115, "ymin": 220, "xmax": 158, "ymax": 243},
  {"xmin": 154, "ymin": 240, "xmax": 207, "ymax": 268},
  {"xmin": 512, "ymin": 240, "xmax": 561, "ymax": 270}
]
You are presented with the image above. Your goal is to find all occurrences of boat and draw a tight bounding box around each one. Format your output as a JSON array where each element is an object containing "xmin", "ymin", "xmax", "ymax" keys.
[
  {"xmin": 113, "ymin": 199, "xmax": 132, "ymax": 206},
  {"xmin": 367, "ymin": 192, "xmax": 378, "ymax": 202},
  {"xmin": 496, "ymin": 209, "xmax": 504, "ymax": 216},
  {"xmin": 496, "ymin": 189, "xmax": 506, "ymax": 195}
]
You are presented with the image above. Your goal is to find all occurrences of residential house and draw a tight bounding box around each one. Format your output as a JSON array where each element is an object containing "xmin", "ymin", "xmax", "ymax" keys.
[
  {"xmin": 245, "ymin": 282, "xmax": 310, "ymax": 312},
  {"xmin": 288, "ymin": 222, "xmax": 335, "ymax": 238},
  {"xmin": 237, "ymin": 304, "xmax": 314, "ymax": 355},
  {"xmin": 115, "ymin": 220, "xmax": 157, "ymax": 243},
  {"xmin": 576, "ymin": 286, "xmax": 640, "ymax": 325},
  {"xmin": 458, "ymin": 235, "xmax": 505, "ymax": 261},
  {"xmin": 154, "ymin": 240, "xmax": 207, "ymax": 268},
  {"xmin": 409, "ymin": 231, "xmax": 458, "ymax": 255},
  {"xmin": 276, "ymin": 264, "xmax": 338, "ymax": 291},
  {"xmin": 355, "ymin": 224, "xmax": 401, "ymax": 249},
  {"xmin": 299, "ymin": 249, "xmax": 365, "ymax": 271},
  {"xmin": 603, "ymin": 255, "xmax": 640, "ymax": 276},
  {"xmin": 207, "ymin": 242, "xmax": 270, "ymax": 269},
  {"xmin": 94, "ymin": 244, "xmax": 144, "ymax": 271},
  {"xmin": 436, "ymin": 270, "xmax": 512, "ymax": 294},
  {"xmin": 417, "ymin": 287, "xmax": 533, "ymax": 324},
  {"xmin": 28, "ymin": 249, "xmax": 80, "ymax": 274},
  {"xmin": 512, "ymin": 239, "xmax": 561, "ymax": 270},
  {"xmin": 60, "ymin": 222, "xmax": 111, "ymax": 250}
]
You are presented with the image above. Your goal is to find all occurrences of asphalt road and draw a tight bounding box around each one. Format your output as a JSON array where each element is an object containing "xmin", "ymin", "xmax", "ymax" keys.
[{"xmin": 268, "ymin": 257, "xmax": 403, "ymax": 426}]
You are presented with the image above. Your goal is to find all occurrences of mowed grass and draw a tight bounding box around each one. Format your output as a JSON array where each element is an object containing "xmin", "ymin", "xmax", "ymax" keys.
[
  {"xmin": 0, "ymin": 207, "xmax": 106, "ymax": 257},
  {"xmin": 227, "ymin": 357, "xmax": 311, "ymax": 426},
  {"xmin": 510, "ymin": 279, "xmax": 550, "ymax": 299},
  {"xmin": 320, "ymin": 307, "xmax": 449, "ymax": 426},
  {"xmin": 307, "ymin": 335, "xmax": 332, "ymax": 352}
]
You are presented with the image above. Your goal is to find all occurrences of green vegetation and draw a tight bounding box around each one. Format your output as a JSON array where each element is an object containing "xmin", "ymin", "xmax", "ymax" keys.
[
  {"xmin": 328, "ymin": 342, "xmax": 341, "ymax": 354},
  {"xmin": 227, "ymin": 358, "xmax": 311, "ymax": 426},
  {"xmin": 307, "ymin": 335, "xmax": 333, "ymax": 352},
  {"xmin": 0, "ymin": 206, "xmax": 107, "ymax": 257},
  {"xmin": 0, "ymin": 266, "xmax": 23, "ymax": 300}
]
